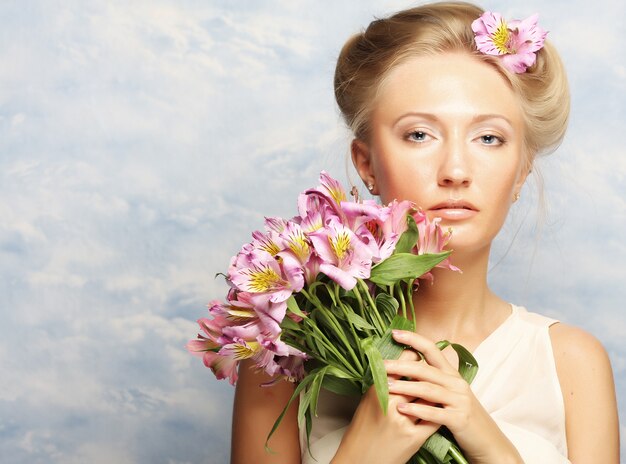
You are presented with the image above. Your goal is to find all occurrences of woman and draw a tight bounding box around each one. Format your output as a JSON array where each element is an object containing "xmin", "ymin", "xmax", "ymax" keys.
[{"xmin": 231, "ymin": 2, "xmax": 619, "ymax": 463}]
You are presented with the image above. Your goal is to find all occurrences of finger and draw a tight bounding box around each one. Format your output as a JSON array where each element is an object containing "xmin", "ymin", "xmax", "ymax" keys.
[
  {"xmin": 397, "ymin": 401, "xmax": 451, "ymax": 425},
  {"xmin": 384, "ymin": 359, "xmax": 463, "ymax": 390},
  {"xmin": 397, "ymin": 348, "xmax": 420, "ymax": 362},
  {"xmin": 365, "ymin": 381, "xmax": 412, "ymax": 406},
  {"xmin": 387, "ymin": 379, "xmax": 461, "ymax": 405},
  {"xmin": 391, "ymin": 330, "xmax": 457, "ymax": 374},
  {"xmin": 385, "ymin": 348, "xmax": 419, "ymax": 382},
  {"xmin": 413, "ymin": 419, "xmax": 440, "ymax": 437}
]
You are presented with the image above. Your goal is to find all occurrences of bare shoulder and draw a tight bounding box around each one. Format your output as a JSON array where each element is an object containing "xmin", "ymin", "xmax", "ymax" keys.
[
  {"xmin": 549, "ymin": 322, "xmax": 619, "ymax": 462},
  {"xmin": 548, "ymin": 322, "xmax": 612, "ymax": 377},
  {"xmin": 231, "ymin": 360, "xmax": 301, "ymax": 463}
]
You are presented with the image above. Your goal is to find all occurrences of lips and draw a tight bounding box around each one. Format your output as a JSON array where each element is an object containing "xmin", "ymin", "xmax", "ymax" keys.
[
  {"xmin": 428, "ymin": 200, "xmax": 478, "ymax": 221},
  {"xmin": 430, "ymin": 200, "xmax": 478, "ymax": 211}
]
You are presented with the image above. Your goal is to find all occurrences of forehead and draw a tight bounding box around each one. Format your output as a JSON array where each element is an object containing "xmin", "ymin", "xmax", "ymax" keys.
[{"xmin": 373, "ymin": 53, "xmax": 523, "ymax": 127}]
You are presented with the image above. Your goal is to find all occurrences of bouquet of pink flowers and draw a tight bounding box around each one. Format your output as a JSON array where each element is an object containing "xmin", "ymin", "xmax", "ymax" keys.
[{"xmin": 188, "ymin": 172, "xmax": 478, "ymax": 464}]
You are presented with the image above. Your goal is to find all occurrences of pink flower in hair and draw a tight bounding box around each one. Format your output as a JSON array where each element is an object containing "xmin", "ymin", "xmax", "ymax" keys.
[{"xmin": 472, "ymin": 12, "xmax": 547, "ymax": 74}]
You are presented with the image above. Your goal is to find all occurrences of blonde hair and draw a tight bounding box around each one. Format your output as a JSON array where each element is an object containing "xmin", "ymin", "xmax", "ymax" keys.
[{"xmin": 334, "ymin": 1, "xmax": 570, "ymax": 166}]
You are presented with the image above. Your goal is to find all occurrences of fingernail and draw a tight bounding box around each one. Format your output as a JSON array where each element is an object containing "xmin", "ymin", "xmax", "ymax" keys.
[
  {"xmin": 392, "ymin": 330, "xmax": 405, "ymax": 339},
  {"xmin": 387, "ymin": 379, "xmax": 394, "ymax": 387},
  {"xmin": 397, "ymin": 403, "xmax": 409, "ymax": 411}
]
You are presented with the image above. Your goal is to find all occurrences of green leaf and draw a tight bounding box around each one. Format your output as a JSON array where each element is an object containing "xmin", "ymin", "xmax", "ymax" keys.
[
  {"xmin": 422, "ymin": 432, "xmax": 455, "ymax": 462},
  {"xmin": 298, "ymin": 386, "xmax": 312, "ymax": 425},
  {"xmin": 297, "ymin": 380, "xmax": 315, "ymax": 460},
  {"xmin": 309, "ymin": 366, "xmax": 329, "ymax": 417},
  {"xmin": 376, "ymin": 315, "xmax": 414, "ymax": 360},
  {"xmin": 311, "ymin": 333, "xmax": 327, "ymax": 359},
  {"xmin": 280, "ymin": 316, "xmax": 302, "ymax": 332},
  {"xmin": 266, "ymin": 373, "xmax": 316, "ymax": 450},
  {"xmin": 375, "ymin": 293, "xmax": 400, "ymax": 323},
  {"xmin": 286, "ymin": 295, "xmax": 308, "ymax": 319},
  {"xmin": 361, "ymin": 336, "xmax": 389, "ymax": 414},
  {"xmin": 435, "ymin": 340, "xmax": 479, "ymax": 385},
  {"xmin": 451, "ymin": 343, "xmax": 479, "ymax": 385},
  {"xmin": 321, "ymin": 375, "xmax": 361, "ymax": 396},
  {"xmin": 369, "ymin": 252, "xmax": 451, "ymax": 286},
  {"xmin": 394, "ymin": 214, "xmax": 419, "ymax": 254},
  {"xmin": 325, "ymin": 365, "xmax": 357, "ymax": 379},
  {"xmin": 344, "ymin": 309, "xmax": 376, "ymax": 331}
]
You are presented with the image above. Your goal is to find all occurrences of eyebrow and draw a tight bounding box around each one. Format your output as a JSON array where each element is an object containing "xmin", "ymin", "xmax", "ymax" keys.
[
  {"xmin": 393, "ymin": 112, "xmax": 440, "ymax": 128},
  {"xmin": 393, "ymin": 112, "xmax": 514, "ymax": 129},
  {"xmin": 470, "ymin": 113, "xmax": 515, "ymax": 127}
]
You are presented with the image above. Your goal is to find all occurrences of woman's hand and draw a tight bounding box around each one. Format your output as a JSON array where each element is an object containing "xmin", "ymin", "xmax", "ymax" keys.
[
  {"xmin": 383, "ymin": 330, "xmax": 524, "ymax": 464},
  {"xmin": 331, "ymin": 344, "xmax": 441, "ymax": 464},
  {"xmin": 332, "ymin": 330, "xmax": 524, "ymax": 464}
]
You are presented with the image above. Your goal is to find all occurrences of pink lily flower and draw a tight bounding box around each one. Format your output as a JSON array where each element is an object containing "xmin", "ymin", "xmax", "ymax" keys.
[
  {"xmin": 264, "ymin": 216, "xmax": 289, "ymax": 235},
  {"xmin": 300, "ymin": 171, "xmax": 348, "ymax": 221},
  {"xmin": 339, "ymin": 199, "xmax": 385, "ymax": 257},
  {"xmin": 246, "ymin": 292, "xmax": 288, "ymax": 338},
  {"xmin": 186, "ymin": 311, "xmax": 230, "ymax": 353},
  {"xmin": 375, "ymin": 200, "xmax": 414, "ymax": 261},
  {"xmin": 313, "ymin": 170, "xmax": 348, "ymax": 208},
  {"xmin": 308, "ymin": 218, "xmax": 373, "ymax": 290},
  {"xmin": 201, "ymin": 351, "xmax": 239, "ymax": 385},
  {"xmin": 276, "ymin": 354, "xmax": 306, "ymax": 381},
  {"xmin": 414, "ymin": 214, "xmax": 461, "ymax": 281},
  {"xmin": 472, "ymin": 12, "xmax": 547, "ymax": 74},
  {"xmin": 187, "ymin": 312, "xmax": 240, "ymax": 385},
  {"xmin": 299, "ymin": 206, "xmax": 327, "ymax": 234},
  {"xmin": 258, "ymin": 335, "xmax": 308, "ymax": 376},
  {"xmin": 251, "ymin": 229, "xmax": 282, "ymax": 257},
  {"xmin": 228, "ymin": 249, "xmax": 303, "ymax": 303},
  {"xmin": 276, "ymin": 220, "xmax": 323, "ymax": 285}
]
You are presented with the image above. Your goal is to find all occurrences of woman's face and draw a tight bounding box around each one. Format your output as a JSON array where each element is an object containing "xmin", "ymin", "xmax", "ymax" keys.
[{"xmin": 353, "ymin": 53, "xmax": 528, "ymax": 254}]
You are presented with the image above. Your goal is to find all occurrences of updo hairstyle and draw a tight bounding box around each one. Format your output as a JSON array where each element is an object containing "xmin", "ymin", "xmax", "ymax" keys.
[{"xmin": 334, "ymin": 1, "xmax": 570, "ymax": 166}]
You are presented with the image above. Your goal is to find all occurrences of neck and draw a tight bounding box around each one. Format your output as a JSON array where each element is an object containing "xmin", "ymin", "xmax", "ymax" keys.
[{"xmin": 411, "ymin": 246, "xmax": 509, "ymax": 345}]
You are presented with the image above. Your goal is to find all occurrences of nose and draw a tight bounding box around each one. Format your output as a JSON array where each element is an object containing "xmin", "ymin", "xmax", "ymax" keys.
[{"xmin": 437, "ymin": 140, "xmax": 472, "ymax": 188}]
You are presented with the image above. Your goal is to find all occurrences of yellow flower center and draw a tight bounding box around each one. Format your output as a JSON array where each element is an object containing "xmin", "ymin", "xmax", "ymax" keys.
[
  {"xmin": 329, "ymin": 187, "xmax": 347, "ymax": 206},
  {"xmin": 257, "ymin": 237, "xmax": 281, "ymax": 256},
  {"xmin": 231, "ymin": 341, "xmax": 260, "ymax": 360},
  {"xmin": 288, "ymin": 230, "xmax": 310, "ymax": 261},
  {"xmin": 329, "ymin": 231, "xmax": 351, "ymax": 260},
  {"xmin": 492, "ymin": 20, "xmax": 512, "ymax": 54},
  {"xmin": 246, "ymin": 266, "xmax": 286, "ymax": 292},
  {"xmin": 226, "ymin": 307, "xmax": 256, "ymax": 323}
]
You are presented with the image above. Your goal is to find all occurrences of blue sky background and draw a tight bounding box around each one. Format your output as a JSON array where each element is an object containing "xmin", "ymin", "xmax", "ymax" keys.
[{"xmin": 0, "ymin": 1, "xmax": 624, "ymax": 463}]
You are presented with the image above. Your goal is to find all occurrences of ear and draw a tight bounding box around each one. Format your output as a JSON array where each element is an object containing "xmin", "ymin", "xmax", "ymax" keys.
[
  {"xmin": 513, "ymin": 158, "xmax": 533, "ymax": 197},
  {"xmin": 351, "ymin": 139, "xmax": 376, "ymax": 192}
]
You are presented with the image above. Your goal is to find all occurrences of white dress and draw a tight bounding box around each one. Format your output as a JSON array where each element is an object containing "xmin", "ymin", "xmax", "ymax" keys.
[{"xmin": 299, "ymin": 305, "xmax": 570, "ymax": 463}]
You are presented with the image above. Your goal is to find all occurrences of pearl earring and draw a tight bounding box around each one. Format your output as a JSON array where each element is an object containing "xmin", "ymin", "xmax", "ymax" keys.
[
  {"xmin": 513, "ymin": 192, "xmax": 520, "ymax": 202},
  {"xmin": 367, "ymin": 183, "xmax": 374, "ymax": 192}
]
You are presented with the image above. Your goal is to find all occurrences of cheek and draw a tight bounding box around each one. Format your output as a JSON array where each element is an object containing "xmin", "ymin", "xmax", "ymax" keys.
[
  {"xmin": 482, "ymin": 167, "xmax": 520, "ymax": 221},
  {"xmin": 377, "ymin": 163, "xmax": 434, "ymax": 206}
]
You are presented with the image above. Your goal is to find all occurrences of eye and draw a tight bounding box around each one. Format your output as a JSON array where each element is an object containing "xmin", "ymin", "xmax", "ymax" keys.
[
  {"xmin": 479, "ymin": 134, "xmax": 505, "ymax": 146},
  {"xmin": 405, "ymin": 130, "xmax": 430, "ymax": 143}
]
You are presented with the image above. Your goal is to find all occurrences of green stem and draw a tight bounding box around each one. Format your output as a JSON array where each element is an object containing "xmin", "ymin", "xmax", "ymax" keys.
[
  {"xmin": 351, "ymin": 284, "xmax": 367, "ymax": 318},
  {"xmin": 306, "ymin": 322, "xmax": 361, "ymax": 378},
  {"xmin": 335, "ymin": 285, "xmax": 370, "ymax": 360},
  {"xmin": 357, "ymin": 279, "xmax": 385, "ymax": 334},
  {"xmin": 300, "ymin": 287, "xmax": 322, "ymax": 310},
  {"xmin": 352, "ymin": 281, "xmax": 379, "ymax": 332},
  {"xmin": 448, "ymin": 446, "xmax": 469, "ymax": 464},
  {"xmin": 299, "ymin": 288, "xmax": 364, "ymax": 376},
  {"xmin": 396, "ymin": 283, "xmax": 407, "ymax": 319},
  {"xmin": 413, "ymin": 451, "xmax": 432, "ymax": 464},
  {"xmin": 318, "ymin": 303, "xmax": 365, "ymax": 374},
  {"xmin": 298, "ymin": 288, "xmax": 360, "ymax": 374},
  {"xmin": 406, "ymin": 278, "xmax": 416, "ymax": 331}
]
